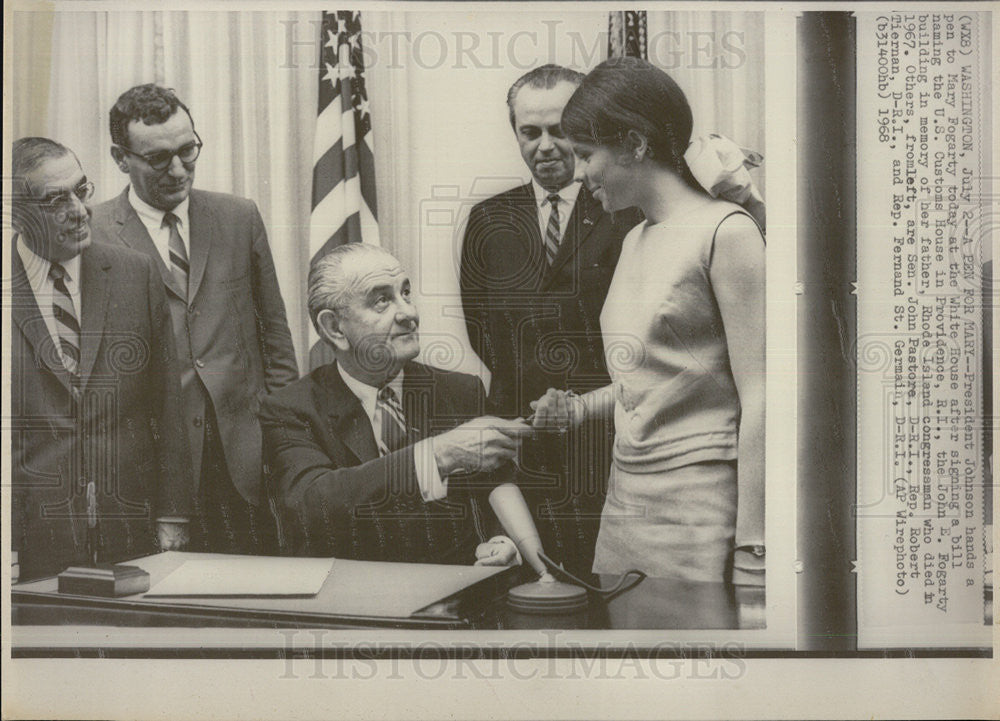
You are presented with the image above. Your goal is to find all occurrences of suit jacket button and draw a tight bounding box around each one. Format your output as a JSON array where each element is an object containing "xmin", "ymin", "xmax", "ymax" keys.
[
  {"xmin": 193, "ymin": 416, "xmax": 203, "ymax": 427},
  {"xmin": 195, "ymin": 359, "xmax": 205, "ymax": 368}
]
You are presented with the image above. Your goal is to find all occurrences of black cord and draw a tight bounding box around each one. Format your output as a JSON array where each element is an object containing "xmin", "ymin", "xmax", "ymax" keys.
[{"xmin": 537, "ymin": 551, "xmax": 646, "ymax": 600}]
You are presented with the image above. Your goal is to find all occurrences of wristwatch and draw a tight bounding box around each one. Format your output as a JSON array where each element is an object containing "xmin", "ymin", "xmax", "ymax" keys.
[{"xmin": 735, "ymin": 544, "xmax": 766, "ymax": 558}]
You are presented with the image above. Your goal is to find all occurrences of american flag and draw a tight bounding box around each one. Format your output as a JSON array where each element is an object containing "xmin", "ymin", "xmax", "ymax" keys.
[
  {"xmin": 608, "ymin": 11, "xmax": 647, "ymax": 59},
  {"xmin": 309, "ymin": 10, "xmax": 379, "ymax": 367}
]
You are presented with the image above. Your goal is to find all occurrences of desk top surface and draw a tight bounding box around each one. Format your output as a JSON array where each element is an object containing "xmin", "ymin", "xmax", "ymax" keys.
[{"xmin": 12, "ymin": 552, "xmax": 765, "ymax": 650}]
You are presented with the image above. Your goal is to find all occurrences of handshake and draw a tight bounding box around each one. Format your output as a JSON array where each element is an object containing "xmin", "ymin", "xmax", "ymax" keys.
[
  {"xmin": 429, "ymin": 416, "xmax": 530, "ymax": 569},
  {"xmin": 432, "ymin": 388, "xmax": 587, "ymax": 477},
  {"xmin": 431, "ymin": 416, "xmax": 532, "ymax": 476},
  {"xmin": 432, "ymin": 389, "xmax": 587, "ymax": 477},
  {"xmin": 430, "ymin": 390, "xmax": 585, "ymax": 568}
]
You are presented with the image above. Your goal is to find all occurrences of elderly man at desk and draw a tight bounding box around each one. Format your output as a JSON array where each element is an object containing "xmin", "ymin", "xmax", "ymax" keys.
[{"xmin": 260, "ymin": 244, "xmax": 532, "ymax": 565}]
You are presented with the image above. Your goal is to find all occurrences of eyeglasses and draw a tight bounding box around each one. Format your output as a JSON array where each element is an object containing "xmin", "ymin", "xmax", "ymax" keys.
[
  {"xmin": 117, "ymin": 132, "xmax": 203, "ymax": 171},
  {"xmin": 25, "ymin": 180, "xmax": 96, "ymax": 213}
]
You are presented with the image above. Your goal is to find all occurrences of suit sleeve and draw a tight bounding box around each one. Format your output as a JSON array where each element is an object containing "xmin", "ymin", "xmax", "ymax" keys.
[
  {"xmin": 145, "ymin": 255, "xmax": 194, "ymax": 518},
  {"xmin": 248, "ymin": 201, "xmax": 300, "ymax": 391},
  {"xmin": 259, "ymin": 392, "xmax": 425, "ymax": 550},
  {"xmin": 444, "ymin": 373, "xmax": 509, "ymax": 541},
  {"xmin": 459, "ymin": 204, "xmax": 496, "ymax": 378}
]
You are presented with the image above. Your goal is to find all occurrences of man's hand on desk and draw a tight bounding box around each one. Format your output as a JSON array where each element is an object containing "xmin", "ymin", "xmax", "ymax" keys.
[
  {"xmin": 432, "ymin": 416, "xmax": 532, "ymax": 476},
  {"xmin": 474, "ymin": 536, "xmax": 521, "ymax": 567},
  {"xmin": 157, "ymin": 519, "xmax": 190, "ymax": 551}
]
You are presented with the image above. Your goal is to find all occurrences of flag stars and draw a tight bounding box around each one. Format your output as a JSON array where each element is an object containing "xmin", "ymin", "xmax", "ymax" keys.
[
  {"xmin": 329, "ymin": 13, "xmax": 348, "ymax": 37},
  {"xmin": 322, "ymin": 62, "xmax": 340, "ymax": 90}
]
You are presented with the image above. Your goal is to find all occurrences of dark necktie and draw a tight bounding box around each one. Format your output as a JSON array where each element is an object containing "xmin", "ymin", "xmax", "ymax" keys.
[
  {"xmin": 544, "ymin": 193, "xmax": 561, "ymax": 265},
  {"xmin": 48, "ymin": 261, "xmax": 80, "ymax": 378},
  {"xmin": 377, "ymin": 386, "xmax": 407, "ymax": 455},
  {"xmin": 163, "ymin": 211, "xmax": 189, "ymax": 299}
]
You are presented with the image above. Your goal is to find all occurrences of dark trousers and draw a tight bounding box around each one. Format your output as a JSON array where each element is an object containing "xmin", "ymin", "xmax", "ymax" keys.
[
  {"xmin": 515, "ymin": 419, "xmax": 614, "ymax": 579},
  {"xmin": 193, "ymin": 403, "xmax": 278, "ymax": 555}
]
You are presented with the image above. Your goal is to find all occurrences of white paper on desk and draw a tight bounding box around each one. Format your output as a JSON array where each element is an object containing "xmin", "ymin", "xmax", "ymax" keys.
[{"xmin": 144, "ymin": 557, "xmax": 334, "ymax": 597}]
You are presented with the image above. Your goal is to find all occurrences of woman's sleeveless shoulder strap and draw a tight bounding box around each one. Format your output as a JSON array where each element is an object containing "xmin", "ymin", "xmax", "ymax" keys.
[{"xmin": 707, "ymin": 208, "xmax": 766, "ymax": 268}]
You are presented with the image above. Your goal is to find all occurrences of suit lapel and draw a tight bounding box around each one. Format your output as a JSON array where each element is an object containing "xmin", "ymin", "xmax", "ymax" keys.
[
  {"xmin": 514, "ymin": 182, "xmax": 543, "ymax": 244},
  {"xmin": 186, "ymin": 191, "xmax": 212, "ymax": 304},
  {"xmin": 315, "ymin": 364, "xmax": 380, "ymax": 463},
  {"xmin": 78, "ymin": 247, "xmax": 112, "ymax": 386},
  {"xmin": 541, "ymin": 187, "xmax": 603, "ymax": 290},
  {"xmin": 401, "ymin": 361, "xmax": 437, "ymax": 442},
  {"xmin": 507, "ymin": 184, "xmax": 547, "ymax": 289},
  {"xmin": 113, "ymin": 189, "xmax": 186, "ymax": 301},
  {"xmin": 10, "ymin": 247, "xmax": 74, "ymax": 391}
]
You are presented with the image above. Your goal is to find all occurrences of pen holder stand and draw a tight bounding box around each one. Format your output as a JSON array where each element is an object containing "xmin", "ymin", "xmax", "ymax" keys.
[{"xmin": 58, "ymin": 564, "xmax": 151, "ymax": 597}]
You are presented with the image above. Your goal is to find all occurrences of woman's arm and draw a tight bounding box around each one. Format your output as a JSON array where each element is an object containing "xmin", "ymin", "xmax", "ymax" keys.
[
  {"xmin": 529, "ymin": 384, "xmax": 615, "ymax": 429},
  {"xmin": 710, "ymin": 214, "xmax": 766, "ymax": 584}
]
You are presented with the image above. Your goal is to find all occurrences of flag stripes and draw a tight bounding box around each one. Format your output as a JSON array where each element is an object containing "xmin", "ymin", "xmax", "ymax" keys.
[
  {"xmin": 308, "ymin": 11, "xmax": 380, "ymax": 368},
  {"xmin": 309, "ymin": 10, "xmax": 379, "ymax": 261}
]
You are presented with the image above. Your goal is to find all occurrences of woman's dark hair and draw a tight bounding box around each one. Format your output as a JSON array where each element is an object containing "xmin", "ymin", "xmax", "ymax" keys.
[{"xmin": 562, "ymin": 56, "xmax": 701, "ymax": 190}]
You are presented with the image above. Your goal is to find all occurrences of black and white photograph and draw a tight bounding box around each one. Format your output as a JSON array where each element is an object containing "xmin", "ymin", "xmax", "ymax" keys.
[{"xmin": 1, "ymin": 2, "xmax": 995, "ymax": 720}]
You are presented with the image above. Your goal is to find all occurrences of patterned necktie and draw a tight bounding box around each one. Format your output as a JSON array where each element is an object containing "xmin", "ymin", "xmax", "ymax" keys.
[
  {"xmin": 544, "ymin": 193, "xmax": 561, "ymax": 265},
  {"xmin": 376, "ymin": 386, "xmax": 408, "ymax": 456},
  {"xmin": 48, "ymin": 262, "xmax": 80, "ymax": 377},
  {"xmin": 163, "ymin": 211, "xmax": 189, "ymax": 299}
]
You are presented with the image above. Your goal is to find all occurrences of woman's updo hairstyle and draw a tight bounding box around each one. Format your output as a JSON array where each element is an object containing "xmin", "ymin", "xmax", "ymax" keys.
[{"xmin": 562, "ymin": 56, "xmax": 701, "ymax": 190}]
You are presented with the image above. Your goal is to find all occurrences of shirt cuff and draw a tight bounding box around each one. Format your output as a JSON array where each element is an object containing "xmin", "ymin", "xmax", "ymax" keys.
[{"xmin": 413, "ymin": 437, "xmax": 448, "ymax": 502}]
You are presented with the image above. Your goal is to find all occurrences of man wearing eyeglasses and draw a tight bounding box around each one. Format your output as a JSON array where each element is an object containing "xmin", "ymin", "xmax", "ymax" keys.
[
  {"xmin": 91, "ymin": 84, "xmax": 299, "ymax": 555},
  {"xmin": 11, "ymin": 137, "xmax": 192, "ymax": 581}
]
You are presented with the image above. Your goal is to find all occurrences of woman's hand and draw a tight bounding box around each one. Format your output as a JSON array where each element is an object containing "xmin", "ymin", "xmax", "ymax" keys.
[
  {"xmin": 529, "ymin": 388, "xmax": 586, "ymax": 431},
  {"xmin": 732, "ymin": 545, "xmax": 765, "ymax": 586}
]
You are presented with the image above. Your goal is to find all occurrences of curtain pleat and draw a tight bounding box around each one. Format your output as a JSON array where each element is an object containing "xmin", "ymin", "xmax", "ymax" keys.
[
  {"xmin": 19, "ymin": 10, "xmax": 317, "ymax": 370},
  {"xmin": 12, "ymin": 9, "xmax": 765, "ymax": 375}
]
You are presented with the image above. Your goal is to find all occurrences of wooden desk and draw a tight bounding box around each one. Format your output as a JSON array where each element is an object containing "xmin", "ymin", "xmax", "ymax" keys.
[
  {"xmin": 11, "ymin": 552, "xmax": 764, "ymax": 656},
  {"xmin": 13, "ymin": 551, "xmax": 519, "ymax": 630}
]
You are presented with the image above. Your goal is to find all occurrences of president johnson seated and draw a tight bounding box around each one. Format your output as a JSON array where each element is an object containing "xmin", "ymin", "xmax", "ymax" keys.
[{"xmin": 259, "ymin": 244, "xmax": 530, "ymax": 565}]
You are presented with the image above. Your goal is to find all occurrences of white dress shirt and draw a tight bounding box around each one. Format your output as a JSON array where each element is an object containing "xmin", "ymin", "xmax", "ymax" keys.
[
  {"xmin": 337, "ymin": 364, "xmax": 448, "ymax": 502},
  {"xmin": 127, "ymin": 187, "xmax": 191, "ymax": 267},
  {"xmin": 531, "ymin": 179, "xmax": 582, "ymax": 246},
  {"xmin": 17, "ymin": 236, "xmax": 82, "ymax": 367}
]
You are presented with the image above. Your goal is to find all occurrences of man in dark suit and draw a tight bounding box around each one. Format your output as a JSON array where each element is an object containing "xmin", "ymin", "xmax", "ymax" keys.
[
  {"xmin": 459, "ymin": 65, "xmax": 642, "ymax": 575},
  {"xmin": 90, "ymin": 85, "xmax": 299, "ymax": 555},
  {"xmin": 260, "ymin": 244, "xmax": 529, "ymax": 564},
  {"xmin": 11, "ymin": 137, "xmax": 192, "ymax": 581}
]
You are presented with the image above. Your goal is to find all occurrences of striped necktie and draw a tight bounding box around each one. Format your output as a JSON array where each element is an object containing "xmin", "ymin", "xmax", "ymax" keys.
[
  {"xmin": 163, "ymin": 211, "xmax": 189, "ymax": 299},
  {"xmin": 48, "ymin": 262, "xmax": 80, "ymax": 377},
  {"xmin": 376, "ymin": 386, "xmax": 407, "ymax": 456},
  {"xmin": 544, "ymin": 193, "xmax": 561, "ymax": 265}
]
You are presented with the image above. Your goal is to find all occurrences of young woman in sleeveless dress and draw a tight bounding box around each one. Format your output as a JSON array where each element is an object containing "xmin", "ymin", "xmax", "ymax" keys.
[{"xmin": 531, "ymin": 57, "xmax": 765, "ymax": 585}]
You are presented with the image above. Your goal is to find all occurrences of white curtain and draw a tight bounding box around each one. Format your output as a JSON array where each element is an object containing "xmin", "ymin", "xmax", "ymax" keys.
[
  {"xmin": 11, "ymin": 9, "xmax": 765, "ymax": 378},
  {"xmin": 13, "ymin": 10, "xmax": 318, "ymax": 371},
  {"xmin": 646, "ymin": 11, "xmax": 766, "ymax": 194}
]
